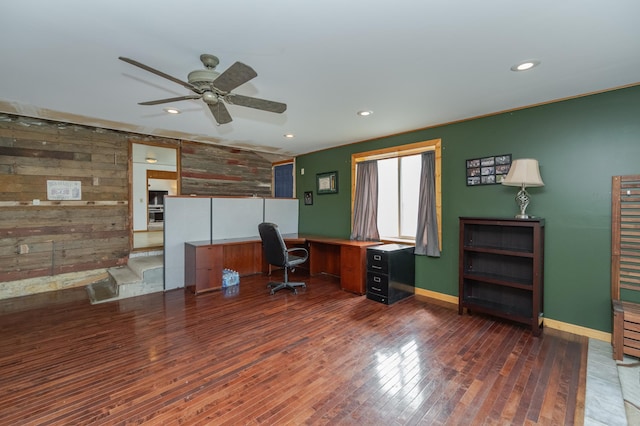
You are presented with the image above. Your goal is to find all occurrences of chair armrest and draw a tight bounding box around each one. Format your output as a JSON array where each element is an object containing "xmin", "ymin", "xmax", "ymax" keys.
[
  {"xmin": 287, "ymin": 247, "xmax": 309, "ymax": 257},
  {"xmin": 287, "ymin": 247, "xmax": 309, "ymax": 262}
]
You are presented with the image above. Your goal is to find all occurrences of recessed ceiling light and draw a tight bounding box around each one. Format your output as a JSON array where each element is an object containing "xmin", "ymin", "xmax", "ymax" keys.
[
  {"xmin": 284, "ymin": 133, "xmax": 295, "ymax": 138},
  {"xmin": 357, "ymin": 110, "xmax": 373, "ymax": 116},
  {"xmin": 510, "ymin": 60, "xmax": 541, "ymax": 72},
  {"xmin": 163, "ymin": 107, "xmax": 181, "ymax": 114}
]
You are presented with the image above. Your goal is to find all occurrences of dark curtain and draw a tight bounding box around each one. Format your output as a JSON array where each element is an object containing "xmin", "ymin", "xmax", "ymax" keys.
[
  {"xmin": 415, "ymin": 151, "xmax": 441, "ymax": 256},
  {"xmin": 350, "ymin": 161, "xmax": 380, "ymax": 241}
]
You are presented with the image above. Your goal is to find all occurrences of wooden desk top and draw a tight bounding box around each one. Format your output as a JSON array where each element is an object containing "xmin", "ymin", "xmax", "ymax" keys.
[
  {"xmin": 301, "ymin": 235, "xmax": 382, "ymax": 248},
  {"xmin": 185, "ymin": 234, "xmax": 381, "ymax": 248}
]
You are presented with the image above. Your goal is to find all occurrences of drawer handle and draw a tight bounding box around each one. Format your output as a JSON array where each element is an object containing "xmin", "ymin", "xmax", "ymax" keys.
[
  {"xmin": 372, "ymin": 265, "xmax": 382, "ymax": 270},
  {"xmin": 374, "ymin": 255, "xmax": 381, "ymax": 261},
  {"xmin": 371, "ymin": 286, "xmax": 382, "ymax": 292},
  {"xmin": 373, "ymin": 276, "xmax": 381, "ymax": 283}
]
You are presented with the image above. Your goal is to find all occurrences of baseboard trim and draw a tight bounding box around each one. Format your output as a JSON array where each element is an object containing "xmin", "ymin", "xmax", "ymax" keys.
[
  {"xmin": 415, "ymin": 288, "xmax": 458, "ymax": 306},
  {"xmin": 0, "ymin": 269, "xmax": 109, "ymax": 300},
  {"xmin": 543, "ymin": 318, "xmax": 611, "ymax": 342},
  {"xmin": 414, "ymin": 288, "xmax": 612, "ymax": 342}
]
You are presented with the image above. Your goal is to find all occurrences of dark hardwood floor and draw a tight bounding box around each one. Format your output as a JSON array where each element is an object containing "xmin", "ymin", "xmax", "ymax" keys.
[{"xmin": 0, "ymin": 271, "xmax": 587, "ymax": 425}]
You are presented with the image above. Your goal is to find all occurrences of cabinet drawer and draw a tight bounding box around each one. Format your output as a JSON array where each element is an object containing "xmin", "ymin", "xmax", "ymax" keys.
[
  {"xmin": 195, "ymin": 268, "xmax": 221, "ymax": 293},
  {"xmin": 367, "ymin": 251, "xmax": 388, "ymax": 274},
  {"xmin": 367, "ymin": 292, "xmax": 389, "ymax": 305},
  {"xmin": 367, "ymin": 271, "xmax": 389, "ymax": 294},
  {"xmin": 196, "ymin": 246, "xmax": 221, "ymax": 264}
]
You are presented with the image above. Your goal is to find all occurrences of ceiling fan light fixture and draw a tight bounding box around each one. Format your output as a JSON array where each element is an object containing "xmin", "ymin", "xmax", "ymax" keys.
[
  {"xmin": 163, "ymin": 107, "xmax": 180, "ymax": 114},
  {"xmin": 202, "ymin": 91, "xmax": 218, "ymax": 105},
  {"xmin": 357, "ymin": 110, "xmax": 373, "ymax": 117},
  {"xmin": 511, "ymin": 60, "xmax": 541, "ymax": 72}
]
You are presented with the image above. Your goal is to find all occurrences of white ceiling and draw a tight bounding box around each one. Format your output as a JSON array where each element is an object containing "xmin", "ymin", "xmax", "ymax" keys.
[{"xmin": 2, "ymin": 1, "xmax": 639, "ymax": 157}]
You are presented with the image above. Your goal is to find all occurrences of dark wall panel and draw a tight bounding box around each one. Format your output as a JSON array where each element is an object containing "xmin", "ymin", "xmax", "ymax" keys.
[{"xmin": 296, "ymin": 85, "xmax": 640, "ymax": 333}]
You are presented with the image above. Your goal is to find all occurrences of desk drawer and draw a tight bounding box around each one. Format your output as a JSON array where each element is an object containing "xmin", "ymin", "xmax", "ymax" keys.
[
  {"xmin": 367, "ymin": 271, "xmax": 389, "ymax": 294},
  {"xmin": 367, "ymin": 251, "xmax": 388, "ymax": 274}
]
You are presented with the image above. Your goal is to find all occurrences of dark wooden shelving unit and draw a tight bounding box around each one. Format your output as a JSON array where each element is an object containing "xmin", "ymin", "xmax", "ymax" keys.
[{"xmin": 458, "ymin": 217, "xmax": 545, "ymax": 335}]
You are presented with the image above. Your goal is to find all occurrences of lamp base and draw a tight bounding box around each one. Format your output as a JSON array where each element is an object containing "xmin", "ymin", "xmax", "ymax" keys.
[{"xmin": 515, "ymin": 186, "xmax": 531, "ymax": 219}]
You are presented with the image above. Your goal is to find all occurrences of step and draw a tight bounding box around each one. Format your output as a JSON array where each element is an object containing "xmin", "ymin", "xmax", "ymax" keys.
[
  {"xmin": 87, "ymin": 254, "xmax": 164, "ymax": 304},
  {"xmin": 127, "ymin": 255, "xmax": 164, "ymax": 283},
  {"xmin": 86, "ymin": 276, "xmax": 118, "ymax": 304}
]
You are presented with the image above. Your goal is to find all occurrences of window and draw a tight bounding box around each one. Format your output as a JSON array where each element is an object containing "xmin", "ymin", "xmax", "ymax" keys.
[
  {"xmin": 351, "ymin": 139, "xmax": 441, "ymax": 244},
  {"xmin": 377, "ymin": 155, "xmax": 422, "ymax": 239},
  {"xmin": 273, "ymin": 161, "xmax": 294, "ymax": 198}
]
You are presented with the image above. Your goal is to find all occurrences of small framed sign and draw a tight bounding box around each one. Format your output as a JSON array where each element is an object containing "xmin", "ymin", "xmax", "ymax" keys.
[{"xmin": 47, "ymin": 180, "xmax": 82, "ymax": 200}]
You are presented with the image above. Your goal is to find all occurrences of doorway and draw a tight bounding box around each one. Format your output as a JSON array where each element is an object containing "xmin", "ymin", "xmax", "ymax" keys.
[{"xmin": 131, "ymin": 143, "xmax": 178, "ymax": 250}]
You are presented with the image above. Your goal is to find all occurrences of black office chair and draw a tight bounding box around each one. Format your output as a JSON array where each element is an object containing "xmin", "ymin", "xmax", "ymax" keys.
[{"xmin": 258, "ymin": 222, "xmax": 308, "ymax": 294}]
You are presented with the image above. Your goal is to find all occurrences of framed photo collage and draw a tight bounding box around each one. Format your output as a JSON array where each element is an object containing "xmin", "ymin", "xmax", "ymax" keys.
[{"xmin": 466, "ymin": 154, "xmax": 512, "ymax": 186}]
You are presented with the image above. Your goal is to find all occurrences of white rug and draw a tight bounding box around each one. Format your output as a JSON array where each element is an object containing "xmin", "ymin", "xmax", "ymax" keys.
[{"xmin": 617, "ymin": 357, "xmax": 640, "ymax": 424}]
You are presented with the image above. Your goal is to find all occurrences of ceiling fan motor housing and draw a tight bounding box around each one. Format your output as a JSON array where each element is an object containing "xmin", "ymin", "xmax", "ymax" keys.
[{"xmin": 187, "ymin": 69, "xmax": 221, "ymax": 91}]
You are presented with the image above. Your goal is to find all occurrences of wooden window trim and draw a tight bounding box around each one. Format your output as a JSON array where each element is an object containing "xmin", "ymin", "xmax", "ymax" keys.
[{"xmin": 351, "ymin": 139, "xmax": 442, "ymax": 247}]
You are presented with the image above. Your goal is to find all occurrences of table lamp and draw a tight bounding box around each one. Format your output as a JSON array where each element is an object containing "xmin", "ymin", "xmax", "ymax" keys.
[{"xmin": 501, "ymin": 158, "xmax": 544, "ymax": 219}]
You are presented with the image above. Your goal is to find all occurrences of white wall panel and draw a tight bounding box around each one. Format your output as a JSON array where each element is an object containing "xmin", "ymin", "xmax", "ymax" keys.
[
  {"xmin": 211, "ymin": 197, "xmax": 264, "ymax": 240},
  {"xmin": 264, "ymin": 198, "xmax": 299, "ymax": 234},
  {"xmin": 164, "ymin": 197, "xmax": 211, "ymax": 290}
]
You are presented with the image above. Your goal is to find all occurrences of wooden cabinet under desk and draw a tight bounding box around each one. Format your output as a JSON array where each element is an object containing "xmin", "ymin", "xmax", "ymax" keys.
[
  {"xmin": 458, "ymin": 217, "xmax": 545, "ymax": 336},
  {"xmin": 185, "ymin": 242, "xmax": 224, "ymax": 294},
  {"xmin": 184, "ymin": 238, "xmax": 264, "ymax": 294}
]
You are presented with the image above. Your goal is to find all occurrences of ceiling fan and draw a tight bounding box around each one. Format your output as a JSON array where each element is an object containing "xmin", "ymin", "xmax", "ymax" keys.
[{"xmin": 119, "ymin": 54, "xmax": 286, "ymax": 125}]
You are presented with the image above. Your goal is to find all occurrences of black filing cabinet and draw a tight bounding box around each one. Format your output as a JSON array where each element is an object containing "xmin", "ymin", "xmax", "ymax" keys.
[{"xmin": 366, "ymin": 244, "xmax": 415, "ymax": 304}]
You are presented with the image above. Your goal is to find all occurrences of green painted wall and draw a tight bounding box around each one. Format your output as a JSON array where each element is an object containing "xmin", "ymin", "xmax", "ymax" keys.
[{"xmin": 296, "ymin": 85, "xmax": 640, "ymax": 333}]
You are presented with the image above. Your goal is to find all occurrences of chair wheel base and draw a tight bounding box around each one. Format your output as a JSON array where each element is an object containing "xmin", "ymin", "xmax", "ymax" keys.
[{"xmin": 267, "ymin": 281, "xmax": 306, "ymax": 295}]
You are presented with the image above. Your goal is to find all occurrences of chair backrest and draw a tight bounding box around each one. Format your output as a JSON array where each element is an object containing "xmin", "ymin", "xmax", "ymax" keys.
[{"xmin": 258, "ymin": 222, "xmax": 288, "ymax": 267}]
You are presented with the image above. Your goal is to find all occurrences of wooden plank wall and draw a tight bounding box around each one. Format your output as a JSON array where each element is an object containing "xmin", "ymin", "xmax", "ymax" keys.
[
  {"xmin": 0, "ymin": 113, "xmax": 285, "ymax": 286},
  {"xmin": 181, "ymin": 141, "xmax": 274, "ymax": 197},
  {"xmin": 0, "ymin": 116, "xmax": 131, "ymax": 282}
]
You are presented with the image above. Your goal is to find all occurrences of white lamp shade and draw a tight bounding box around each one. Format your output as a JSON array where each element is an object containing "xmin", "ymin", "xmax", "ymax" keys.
[{"xmin": 502, "ymin": 158, "xmax": 544, "ymax": 187}]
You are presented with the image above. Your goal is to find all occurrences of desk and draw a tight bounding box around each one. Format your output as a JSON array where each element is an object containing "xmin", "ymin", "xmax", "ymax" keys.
[
  {"xmin": 305, "ymin": 237, "xmax": 381, "ymax": 294},
  {"xmin": 184, "ymin": 235, "xmax": 380, "ymax": 295}
]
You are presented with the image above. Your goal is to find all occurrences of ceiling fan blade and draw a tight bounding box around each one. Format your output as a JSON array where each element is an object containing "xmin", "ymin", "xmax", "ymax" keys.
[
  {"xmin": 138, "ymin": 95, "xmax": 202, "ymax": 106},
  {"xmin": 212, "ymin": 62, "xmax": 258, "ymax": 93},
  {"xmin": 226, "ymin": 94, "xmax": 287, "ymax": 113},
  {"xmin": 119, "ymin": 56, "xmax": 201, "ymax": 93},
  {"xmin": 208, "ymin": 102, "xmax": 233, "ymax": 125}
]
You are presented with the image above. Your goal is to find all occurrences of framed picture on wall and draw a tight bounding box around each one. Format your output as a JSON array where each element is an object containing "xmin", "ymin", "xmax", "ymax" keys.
[
  {"xmin": 317, "ymin": 171, "xmax": 338, "ymax": 194},
  {"xmin": 466, "ymin": 154, "xmax": 511, "ymax": 186},
  {"xmin": 304, "ymin": 191, "xmax": 313, "ymax": 205}
]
